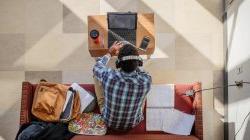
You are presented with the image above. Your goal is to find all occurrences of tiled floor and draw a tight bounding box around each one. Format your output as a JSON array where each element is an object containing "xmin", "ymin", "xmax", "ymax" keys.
[
  {"xmin": 0, "ymin": 0, "xmax": 224, "ymax": 140},
  {"xmin": 25, "ymin": 71, "xmax": 62, "ymax": 83},
  {"xmin": 0, "ymin": 0, "xmax": 26, "ymax": 33},
  {"xmin": 0, "ymin": 34, "xmax": 25, "ymax": 70},
  {"xmin": 0, "ymin": 71, "xmax": 24, "ymax": 139}
]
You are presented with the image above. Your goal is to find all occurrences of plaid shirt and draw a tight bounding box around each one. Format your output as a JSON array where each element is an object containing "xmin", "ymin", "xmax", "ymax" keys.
[{"xmin": 93, "ymin": 54, "xmax": 152, "ymax": 130}]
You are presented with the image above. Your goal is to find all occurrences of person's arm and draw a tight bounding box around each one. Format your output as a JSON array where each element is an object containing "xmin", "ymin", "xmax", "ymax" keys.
[
  {"xmin": 93, "ymin": 41, "xmax": 123, "ymax": 82},
  {"xmin": 93, "ymin": 53, "xmax": 111, "ymax": 82}
]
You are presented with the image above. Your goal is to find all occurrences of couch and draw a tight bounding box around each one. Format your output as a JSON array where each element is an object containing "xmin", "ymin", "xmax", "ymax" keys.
[{"xmin": 20, "ymin": 82, "xmax": 203, "ymax": 140}]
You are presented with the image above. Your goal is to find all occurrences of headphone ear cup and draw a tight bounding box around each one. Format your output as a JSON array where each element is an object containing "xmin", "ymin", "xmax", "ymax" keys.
[{"xmin": 138, "ymin": 60, "xmax": 143, "ymax": 67}]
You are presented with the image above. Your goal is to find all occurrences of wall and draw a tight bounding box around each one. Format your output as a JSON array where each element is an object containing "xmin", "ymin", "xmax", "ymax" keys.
[
  {"xmin": 226, "ymin": 0, "xmax": 250, "ymax": 140},
  {"xmin": 0, "ymin": 0, "xmax": 224, "ymax": 140}
]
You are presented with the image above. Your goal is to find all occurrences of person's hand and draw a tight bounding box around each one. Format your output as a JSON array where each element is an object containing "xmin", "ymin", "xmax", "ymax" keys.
[{"xmin": 109, "ymin": 41, "xmax": 123, "ymax": 56}]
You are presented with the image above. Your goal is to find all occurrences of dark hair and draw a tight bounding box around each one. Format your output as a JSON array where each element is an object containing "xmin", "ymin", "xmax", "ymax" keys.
[{"xmin": 118, "ymin": 44, "xmax": 139, "ymax": 73}]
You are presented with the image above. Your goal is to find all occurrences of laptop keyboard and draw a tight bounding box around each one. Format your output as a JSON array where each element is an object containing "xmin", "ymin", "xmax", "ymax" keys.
[{"xmin": 108, "ymin": 29, "xmax": 136, "ymax": 48}]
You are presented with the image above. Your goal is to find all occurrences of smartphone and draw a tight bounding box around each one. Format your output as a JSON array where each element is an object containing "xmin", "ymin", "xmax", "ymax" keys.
[{"xmin": 139, "ymin": 36, "xmax": 150, "ymax": 52}]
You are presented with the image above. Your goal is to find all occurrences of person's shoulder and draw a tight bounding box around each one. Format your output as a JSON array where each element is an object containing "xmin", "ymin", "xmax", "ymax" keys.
[
  {"xmin": 137, "ymin": 68, "xmax": 151, "ymax": 79},
  {"xmin": 104, "ymin": 68, "xmax": 122, "ymax": 78},
  {"xmin": 136, "ymin": 73, "xmax": 151, "ymax": 85}
]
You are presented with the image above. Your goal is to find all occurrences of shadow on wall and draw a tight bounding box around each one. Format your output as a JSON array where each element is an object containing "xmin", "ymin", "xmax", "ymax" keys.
[
  {"xmin": 227, "ymin": 58, "xmax": 250, "ymax": 103},
  {"xmin": 243, "ymin": 119, "xmax": 250, "ymax": 140},
  {"xmin": 227, "ymin": 111, "xmax": 250, "ymax": 140},
  {"xmin": 224, "ymin": 0, "xmax": 250, "ymax": 140},
  {"xmin": 226, "ymin": 0, "xmax": 245, "ymax": 53},
  {"xmin": 227, "ymin": 122, "xmax": 235, "ymax": 139},
  {"xmin": 195, "ymin": 0, "xmax": 224, "ymax": 22},
  {"xmin": 223, "ymin": 0, "xmax": 240, "ymax": 135},
  {"xmin": 225, "ymin": 0, "xmax": 250, "ymax": 104}
]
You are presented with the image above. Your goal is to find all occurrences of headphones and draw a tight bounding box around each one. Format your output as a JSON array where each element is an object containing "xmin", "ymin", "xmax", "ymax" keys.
[{"xmin": 116, "ymin": 55, "xmax": 143, "ymax": 68}]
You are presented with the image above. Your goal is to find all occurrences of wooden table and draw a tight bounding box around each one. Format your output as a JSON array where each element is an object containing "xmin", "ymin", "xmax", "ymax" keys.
[{"xmin": 88, "ymin": 13, "xmax": 155, "ymax": 57}]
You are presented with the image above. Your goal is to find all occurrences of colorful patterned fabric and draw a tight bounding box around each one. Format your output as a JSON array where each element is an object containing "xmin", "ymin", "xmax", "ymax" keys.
[
  {"xmin": 93, "ymin": 54, "xmax": 152, "ymax": 130},
  {"xmin": 68, "ymin": 113, "xmax": 107, "ymax": 135}
]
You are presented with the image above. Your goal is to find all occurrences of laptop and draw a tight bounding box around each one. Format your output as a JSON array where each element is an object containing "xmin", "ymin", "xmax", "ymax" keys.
[{"xmin": 107, "ymin": 12, "xmax": 137, "ymax": 48}]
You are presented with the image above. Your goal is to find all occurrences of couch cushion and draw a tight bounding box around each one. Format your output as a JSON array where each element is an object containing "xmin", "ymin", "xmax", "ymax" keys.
[
  {"xmin": 71, "ymin": 134, "xmax": 199, "ymax": 140},
  {"xmin": 22, "ymin": 82, "xmax": 201, "ymax": 138},
  {"xmin": 78, "ymin": 84, "xmax": 196, "ymax": 135},
  {"xmin": 174, "ymin": 84, "xmax": 194, "ymax": 114}
]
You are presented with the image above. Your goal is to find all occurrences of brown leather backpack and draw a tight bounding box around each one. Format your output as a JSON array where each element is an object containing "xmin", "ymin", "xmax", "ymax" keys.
[{"xmin": 31, "ymin": 81, "xmax": 80, "ymax": 122}]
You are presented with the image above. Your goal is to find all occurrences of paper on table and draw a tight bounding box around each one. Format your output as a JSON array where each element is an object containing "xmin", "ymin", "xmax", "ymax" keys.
[
  {"xmin": 162, "ymin": 109, "xmax": 195, "ymax": 135},
  {"xmin": 147, "ymin": 84, "xmax": 175, "ymax": 108},
  {"xmin": 71, "ymin": 83, "xmax": 95, "ymax": 112}
]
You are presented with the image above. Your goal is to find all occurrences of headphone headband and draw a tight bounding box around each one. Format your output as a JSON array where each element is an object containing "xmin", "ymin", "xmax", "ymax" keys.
[
  {"xmin": 120, "ymin": 55, "xmax": 142, "ymax": 61},
  {"xmin": 116, "ymin": 55, "xmax": 143, "ymax": 68}
]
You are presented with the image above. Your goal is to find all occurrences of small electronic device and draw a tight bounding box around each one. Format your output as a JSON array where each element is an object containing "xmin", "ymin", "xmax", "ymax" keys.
[
  {"xmin": 107, "ymin": 12, "xmax": 137, "ymax": 48},
  {"xmin": 138, "ymin": 36, "xmax": 150, "ymax": 51}
]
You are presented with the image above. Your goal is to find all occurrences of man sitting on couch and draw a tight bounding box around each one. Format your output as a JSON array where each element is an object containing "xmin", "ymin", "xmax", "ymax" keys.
[{"xmin": 93, "ymin": 41, "xmax": 152, "ymax": 131}]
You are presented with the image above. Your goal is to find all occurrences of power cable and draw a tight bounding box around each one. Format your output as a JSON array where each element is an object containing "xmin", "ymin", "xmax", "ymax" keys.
[
  {"xmin": 234, "ymin": 111, "xmax": 250, "ymax": 140},
  {"xmin": 181, "ymin": 81, "xmax": 250, "ymax": 140},
  {"xmin": 182, "ymin": 81, "xmax": 245, "ymax": 97}
]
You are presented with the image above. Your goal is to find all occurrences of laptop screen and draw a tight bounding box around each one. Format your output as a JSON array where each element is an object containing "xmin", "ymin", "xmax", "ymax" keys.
[{"xmin": 108, "ymin": 13, "xmax": 137, "ymax": 30}]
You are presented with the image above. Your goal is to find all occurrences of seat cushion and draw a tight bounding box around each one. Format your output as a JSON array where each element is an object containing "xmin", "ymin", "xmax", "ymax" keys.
[
  {"xmin": 174, "ymin": 84, "xmax": 194, "ymax": 114},
  {"xmin": 123, "ymin": 84, "xmax": 195, "ymax": 134},
  {"xmin": 71, "ymin": 134, "xmax": 199, "ymax": 140},
  {"xmin": 21, "ymin": 82, "xmax": 202, "ymax": 139}
]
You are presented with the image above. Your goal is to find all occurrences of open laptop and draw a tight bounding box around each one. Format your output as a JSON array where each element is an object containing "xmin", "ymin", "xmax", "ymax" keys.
[{"xmin": 107, "ymin": 12, "xmax": 137, "ymax": 48}]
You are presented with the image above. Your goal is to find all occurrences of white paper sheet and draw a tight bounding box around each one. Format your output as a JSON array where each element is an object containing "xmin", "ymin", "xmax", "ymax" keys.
[
  {"xmin": 147, "ymin": 84, "xmax": 175, "ymax": 108},
  {"xmin": 146, "ymin": 108, "xmax": 195, "ymax": 135},
  {"xmin": 71, "ymin": 83, "xmax": 95, "ymax": 112},
  {"xmin": 162, "ymin": 109, "xmax": 195, "ymax": 135},
  {"xmin": 146, "ymin": 108, "xmax": 165, "ymax": 131}
]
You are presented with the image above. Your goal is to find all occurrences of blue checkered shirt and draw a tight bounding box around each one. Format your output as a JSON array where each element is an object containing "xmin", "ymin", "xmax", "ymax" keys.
[{"xmin": 93, "ymin": 54, "xmax": 152, "ymax": 130}]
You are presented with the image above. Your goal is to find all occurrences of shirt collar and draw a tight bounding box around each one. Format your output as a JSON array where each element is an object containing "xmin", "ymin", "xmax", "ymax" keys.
[{"xmin": 119, "ymin": 69, "xmax": 137, "ymax": 77}]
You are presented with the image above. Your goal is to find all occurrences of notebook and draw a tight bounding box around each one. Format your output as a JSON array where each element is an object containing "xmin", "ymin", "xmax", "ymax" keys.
[
  {"xmin": 60, "ymin": 88, "xmax": 75, "ymax": 121},
  {"xmin": 70, "ymin": 83, "xmax": 95, "ymax": 113}
]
